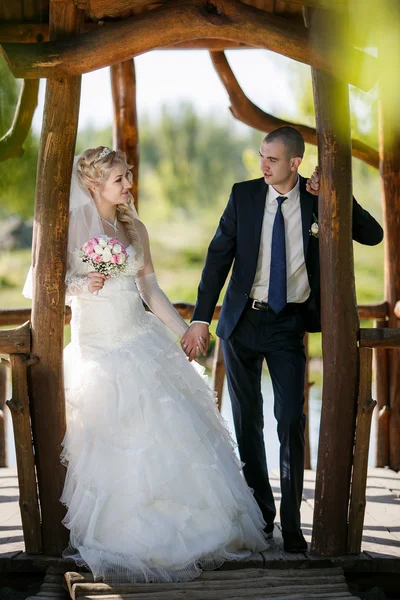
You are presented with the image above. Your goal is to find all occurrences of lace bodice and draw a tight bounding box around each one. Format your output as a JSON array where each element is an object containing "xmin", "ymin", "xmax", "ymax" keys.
[{"xmin": 67, "ymin": 246, "xmax": 153, "ymax": 354}]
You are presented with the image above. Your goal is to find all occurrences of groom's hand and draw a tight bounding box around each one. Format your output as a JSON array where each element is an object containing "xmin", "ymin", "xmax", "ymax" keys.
[
  {"xmin": 306, "ymin": 166, "xmax": 320, "ymax": 196},
  {"xmin": 181, "ymin": 323, "xmax": 210, "ymax": 362}
]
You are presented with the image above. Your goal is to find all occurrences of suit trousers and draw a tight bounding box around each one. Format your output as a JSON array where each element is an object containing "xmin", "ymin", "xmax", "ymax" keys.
[{"xmin": 222, "ymin": 302, "xmax": 306, "ymax": 532}]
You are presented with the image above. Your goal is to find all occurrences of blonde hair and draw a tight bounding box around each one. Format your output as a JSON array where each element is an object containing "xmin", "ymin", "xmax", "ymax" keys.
[{"xmin": 77, "ymin": 147, "xmax": 142, "ymax": 252}]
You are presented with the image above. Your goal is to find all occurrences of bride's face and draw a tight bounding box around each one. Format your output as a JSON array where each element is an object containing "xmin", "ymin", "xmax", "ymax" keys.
[{"xmin": 97, "ymin": 164, "xmax": 132, "ymax": 206}]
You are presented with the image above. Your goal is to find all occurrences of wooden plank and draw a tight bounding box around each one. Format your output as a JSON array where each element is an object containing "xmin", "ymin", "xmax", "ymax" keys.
[
  {"xmin": 373, "ymin": 319, "xmax": 390, "ymax": 467},
  {"xmin": 110, "ymin": 59, "xmax": 139, "ymax": 211},
  {"xmin": 0, "ymin": 79, "xmax": 39, "ymax": 162},
  {"xmin": 359, "ymin": 328, "xmax": 400, "ymax": 348},
  {"xmin": 358, "ymin": 303, "xmax": 388, "ymax": 320},
  {"xmin": 0, "ymin": 0, "xmax": 377, "ymax": 91},
  {"xmin": 28, "ymin": 0, "xmax": 84, "ymax": 557},
  {"xmin": 0, "ymin": 322, "xmax": 31, "ymax": 355},
  {"xmin": 211, "ymin": 336, "xmax": 225, "ymax": 411},
  {"xmin": 0, "ymin": 364, "xmax": 8, "ymax": 467},
  {"xmin": 306, "ymin": 6, "xmax": 358, "ymax": 557},
  {"xmin": 348, "ymin": 348, "xmax": 376, "ymax": 553},
  {"xmin": 379, "ymin": 2, "xmax": 400, "ymax": 472},
  {"xmin": 7, "ymin": 354, "xmax": 42, "ymax": 554}
]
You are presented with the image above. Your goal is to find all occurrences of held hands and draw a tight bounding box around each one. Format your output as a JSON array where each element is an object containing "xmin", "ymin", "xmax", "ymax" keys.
[
  {"xmin": 306, "ymin": 166, "xmax": 320, "ymax": 196},
  {"xmin": 88, "ymin": 271, "xmax": 109, "ymax": 294},
  {"xmin": 181, "ymin": 323, "xmax": 211, "ymax": 362}
]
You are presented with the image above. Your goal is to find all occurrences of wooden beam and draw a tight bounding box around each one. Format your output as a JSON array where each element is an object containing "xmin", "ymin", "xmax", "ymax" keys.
[
  {"xmin": 359, "ymin": 328, "xmax": 400, "ymax": 349},
  {"xmin": 0, "ymin": 79, "xmax": 39, "ymax": 162},
  {"xmin": 0, "ymin": 364, "xmax": 7, "ymax": 468},
  {"xmin": 0, "ymin": 0, "xmax": 377, "ymax": 91},
  {"xmin": 210, "ymin": 50, "xmax": 379, "ymax": 169},
  {"xmin": 357, "ymin": 302, "xmax": 388, "ymax": 320},
  {"xmin": 308, "ymin": 8, "xmax": 359, "ymax": 557},
  {"xmin": 0, "ymin": 322, "xmax": 31, "ymax": 355},
  {"xmin": 373, "ymin": 319, "xmax": 390, "ymax": 467},
  {"xmin": 8, "ymin": 354, "xmax": 42, "ymax": 554},
  {"xmin": 28, "ymin": 0, "xmax": 84, "ymax": 557},
  {"xmin": 211, "ymin": 337, "xmax": 225, "ymax": 412},
  {"xmin": 379, "ymin": 3, "xmax": 400, "ymax": 471},
  {"xmin": 348, "ymin": 347, "xmax": 376, "ymax": 554},
  {"xmin": 111, "ymin": 60, "xmax": 139, "ymax": 211}
]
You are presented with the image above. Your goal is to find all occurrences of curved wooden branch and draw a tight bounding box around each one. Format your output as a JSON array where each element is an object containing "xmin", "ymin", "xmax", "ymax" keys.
[
  {"xmin": 0, "ymin": 0, "xmax": 376, "ymax": 91},
  {"xmin": 210, "ymin": 51, "xmax": 379, "ymax": 169},
  {"xmin": 0, "ymin": 79, "xmax": 39, "ymax": 162}
]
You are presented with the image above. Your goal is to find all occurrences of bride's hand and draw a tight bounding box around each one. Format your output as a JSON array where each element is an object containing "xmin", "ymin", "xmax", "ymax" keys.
[{"xmin": 88, "ymin": 272, "xmax": 107, "ymax": 294}]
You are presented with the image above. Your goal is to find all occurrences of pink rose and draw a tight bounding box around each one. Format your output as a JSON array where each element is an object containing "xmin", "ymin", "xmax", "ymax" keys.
[
  {"xmin": 93, "ymin": 254, "xmax": 102, "ymax": 263},
  {"xmin": 111, "ymin": 254, "xmax": 119, "ymax": 264}
]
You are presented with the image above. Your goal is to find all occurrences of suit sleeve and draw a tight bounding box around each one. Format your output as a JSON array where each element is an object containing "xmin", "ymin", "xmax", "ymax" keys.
[
  {"xmin": 191, "ymin": 186, "xmax": 237, "ymax": 323},
  {"xmin": 352, "ymin": 197, "xmax": 384, "ymax": 246}
]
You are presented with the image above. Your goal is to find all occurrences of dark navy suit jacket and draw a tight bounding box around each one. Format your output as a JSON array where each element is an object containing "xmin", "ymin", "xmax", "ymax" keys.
[{"xmin": 192, "ymin": 175, "xmax": 384, "ymax": 339}]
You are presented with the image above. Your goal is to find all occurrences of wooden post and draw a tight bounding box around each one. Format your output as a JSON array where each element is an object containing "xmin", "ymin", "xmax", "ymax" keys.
[
  {"xmin": 379, "ymin": 4, "xmax": 400, "ymax": 470},
  {"xmin": 8, "ymin": 354, "xmax": 42, "ymax": 554},
  {"xmin": 374, "ymin": 318, "xmax": 390, "ymax": 467},
  {"xmin": 303, "ymin": 333, "xmax": 312, "ymax": 470},
  {"xmin": 307, "ymin": 9, "xmax": 359, "ymax": 556},
  {"xmin": 0, "ymin": 364, "xmax": 7, "ymax": 468},
  {"xmin": 211, "ymin": 337, "xmax": 225, "ymax": 412},
  {"xmin": 110, "ymin": 60, "xmax": 139, "ymax": 212},
  {"xmin": 348, "ymin": 348, "xmax": 376, "ymax": 554},
  {"xmin": 28, "ymin": 1, "xmax": 83, "ymax": 556}
]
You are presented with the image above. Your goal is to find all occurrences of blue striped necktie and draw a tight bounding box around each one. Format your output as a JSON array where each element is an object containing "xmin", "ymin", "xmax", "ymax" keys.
[{"xmin": 268, "ymin": 196, "xmax": 287, "ymax": 313}]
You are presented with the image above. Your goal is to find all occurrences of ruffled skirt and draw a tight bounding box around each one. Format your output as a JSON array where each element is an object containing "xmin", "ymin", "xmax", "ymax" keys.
[{"xmin": 61, "ymin": 313, "xmax": 267, "ymax": 582}]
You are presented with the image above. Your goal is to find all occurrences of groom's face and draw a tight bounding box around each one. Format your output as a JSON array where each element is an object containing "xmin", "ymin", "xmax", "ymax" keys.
[{"xmin": 259, "ymin": 139, "xmax": 299, "ymax": 187}]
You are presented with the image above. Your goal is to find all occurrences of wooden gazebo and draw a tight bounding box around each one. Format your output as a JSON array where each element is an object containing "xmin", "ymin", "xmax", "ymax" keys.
[{"xmin": 0, "ymin": 0, "xmax": 399, "ymax": 566}]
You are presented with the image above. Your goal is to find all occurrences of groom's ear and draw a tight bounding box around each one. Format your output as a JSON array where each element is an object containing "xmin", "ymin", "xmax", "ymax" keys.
[{"xmin": 291, "ymin": 156, "xmax": 302, "ymax": 171}]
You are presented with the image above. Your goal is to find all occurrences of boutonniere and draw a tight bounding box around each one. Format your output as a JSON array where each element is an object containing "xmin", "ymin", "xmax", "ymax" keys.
[{"xmin": 310, "ymin": 213, "xmax": 319, "ymax": 238}]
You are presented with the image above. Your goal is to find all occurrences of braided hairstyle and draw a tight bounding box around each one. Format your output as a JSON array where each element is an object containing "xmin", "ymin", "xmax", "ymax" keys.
[{"xmin": 76, "ymin": 147, "xmax": 142, "ymax": 253}]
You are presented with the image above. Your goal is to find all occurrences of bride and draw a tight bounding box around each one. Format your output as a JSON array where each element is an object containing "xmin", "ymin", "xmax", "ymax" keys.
[{"xmin": 37, "ymin": 146, "xmax": 268, "ymax": 583}]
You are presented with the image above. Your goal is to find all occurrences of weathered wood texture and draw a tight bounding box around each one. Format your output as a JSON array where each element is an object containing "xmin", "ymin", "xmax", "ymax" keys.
[
  {"xmin": 65, "ymin": 566, "xmax": 353, "ymax": 600},
  {"xmin": 0, "ymin": 79, "xmax": 39, "ymax": 162},
  {"xmin": 110, "ymin": 60, "xmax": 139, "ymax": 211},
  {"xmin": 374, "ymin": 319, "xmax": 390, "ymax": 467},
  {"xmin": 359, "ymin": 328, "xmax": 400, "ymax": 348},
  {"xmin": 210, "ymin": 50, "xmax": 379, "ymax": 169},
  {"xmin": 348, "ymin": 348, "xmax": 376, "ymax": 554},
  {"xmin": 358, "ymin": 302, "xmax": 388, "ymax": 320},
  {"xmin": 28, "ymin": 0, "xmax": 84, "ymax": 556},
  {"xmin": 379, "ymin": 4, "xmax": 400, "ymax": 472},
  {"xmin": 303, "ymin": 333, "xmax": 312, "ymax": 470},
  {"xmin": 0, "ymin": 0, "xmax": 376, "ymax": 90},
  {"xmin": 0, "ymin": 322, "xmax": 31, "ymax": 355},
  {"xmin": 7, "ymin": 354, "xmax": 42, "ymax": 554},
  {"xmin": 0, "ymin": 364, "xmax": 7, "ymax": 468},
  {"xmin": 211, "ymin": 336, "xmax": 225, "ymax": 412},
  {"xmin": 308, "ymin": 8, "xmax": 359, "ymax": 556}
]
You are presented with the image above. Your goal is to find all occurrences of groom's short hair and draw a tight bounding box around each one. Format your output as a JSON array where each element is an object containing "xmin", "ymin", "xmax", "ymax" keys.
[{"xmin": 263, "ymin": 127, "xmax": 305, "ymax": 159}]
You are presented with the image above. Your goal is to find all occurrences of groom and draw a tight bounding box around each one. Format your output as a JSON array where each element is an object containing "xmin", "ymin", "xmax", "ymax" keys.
[{"xmin": 181, "ymin": 126, "xmax": 383, "ymax": 552}]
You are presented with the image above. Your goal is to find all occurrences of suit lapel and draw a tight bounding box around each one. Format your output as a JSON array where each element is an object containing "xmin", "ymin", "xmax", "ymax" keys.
[{"xmin": 299, "ymin": 176, "xmax": 315, "ymax": 259}]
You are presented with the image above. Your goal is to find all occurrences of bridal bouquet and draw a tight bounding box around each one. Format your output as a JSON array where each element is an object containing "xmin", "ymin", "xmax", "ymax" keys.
[{"xmin": 79, "ymin": 236, "xmax": 128, "ymax": 277}]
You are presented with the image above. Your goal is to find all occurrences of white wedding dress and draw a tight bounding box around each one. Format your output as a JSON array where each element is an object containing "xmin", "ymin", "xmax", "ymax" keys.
[{"xmin": 61, "ymin": 244, "xmax": 267, "ymax": 583}]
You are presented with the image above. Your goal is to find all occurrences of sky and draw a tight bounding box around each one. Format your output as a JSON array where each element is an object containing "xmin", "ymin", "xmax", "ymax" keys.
[{"xmin": 32, "ymin": 49, "xmax": 305, "ymax": 134}]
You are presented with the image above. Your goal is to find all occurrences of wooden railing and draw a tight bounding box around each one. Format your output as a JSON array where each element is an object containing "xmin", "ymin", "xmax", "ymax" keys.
[
  {"xmin": 0, "ymin": 322, "xmax": 42, "ymax": 554},
  {"xmin": 0, "ymin": 301, "xmax": 397, "ymax": 557}
]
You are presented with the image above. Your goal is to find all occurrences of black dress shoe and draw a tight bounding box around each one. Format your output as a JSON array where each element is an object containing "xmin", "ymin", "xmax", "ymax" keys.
[
  {"xmin": 282, "ymin": 529, "xmax": 307, "ymax": 553},
  {"xmin": 263, "ymin": 523, "xmax": 274, "ymax": 539}
]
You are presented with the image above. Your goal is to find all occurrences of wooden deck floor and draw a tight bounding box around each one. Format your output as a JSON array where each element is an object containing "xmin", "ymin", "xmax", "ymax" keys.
[{"xmin": 0, "ymin": 467, "xmax": 399, "ymax": 574}]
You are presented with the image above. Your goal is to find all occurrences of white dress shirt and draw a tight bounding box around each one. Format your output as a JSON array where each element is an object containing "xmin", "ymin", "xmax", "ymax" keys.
[{"xmin": 250, "ymin": 178, "xmax": 310, "ymax": 304}]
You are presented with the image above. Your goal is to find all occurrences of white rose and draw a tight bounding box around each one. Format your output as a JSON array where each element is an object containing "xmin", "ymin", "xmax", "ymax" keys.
[
  {"xmin": 118, "ymin": 252, "xmax": 126, "ymax": 264},
  {"xmin": 112, "ymin": 244, "xmax": 122, "ymax": 255},
  {"xmin": 94, "ymin": 244, "xmax": 104, "ymax": 255},
  {"xmin": 98, "ymin": 238, "xmax": 108, "ymax": 248},
  {"xmin": 102, "ymin": 249, "xmax": 112, "ymax": 263},
  {"xmin": 311, "ymin": 222, "xmax": 319, "ymax": 235}
]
